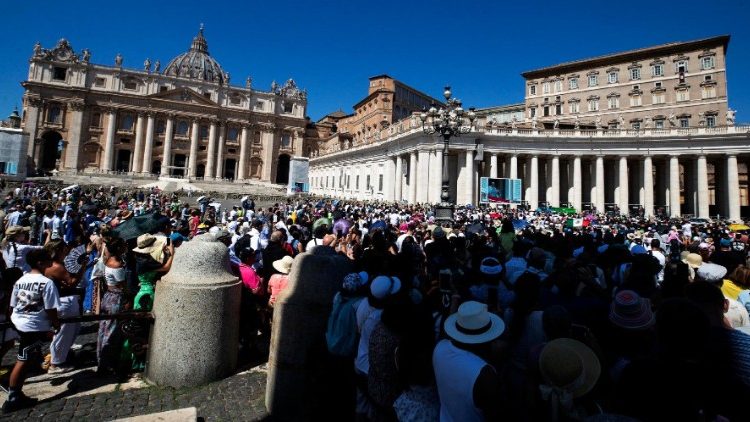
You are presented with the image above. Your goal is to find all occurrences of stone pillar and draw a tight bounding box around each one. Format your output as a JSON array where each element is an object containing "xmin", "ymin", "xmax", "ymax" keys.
[
  {"xmin": 573, "ymin": 156, "xmax": 582, "ymax": 211},
  {"xmin": 131, "ymin": 113, "xmax": 145, "ymax": 173},
  {"xmin": 727, "ymin": 154, "xmax": 741, "ymax": 222},
  {"xmin": 147, "ymin": 234, "xmax": 241, "ymax": 388},
  {"xmin": 619, "ymin": 156, "xmax": 629, "ymax": 215},
  {"xmin": 24, "ymin": 99, "xmax": 42, "ymax": 163},
  {"xmin": 188, "ymin": 120, "xmax": 200, "ymax": 178},
  {"xmin": 430, "ymin": 149, "xmax": 444, "ymax": 203},
  {"xmin": 416, "ymin": 150, "xmax": 430, "ymax": 203},
  {"xmin": 237, "ymin": 126, "xmax": 249, "ymax": 180},
  {"xmin": 490, "ymin": 153, "xmax": 498, "ymax": 178},
  {"xmin": 262, "ymin": 129, "xmax": 276, "ymax": 182},
  {"xmin": 383, "ymin": 156, "xmax": 395, "ymax": 201},
  {"xmin": 595, "ymin": 156, "xmax": 605, "ymax": 212},
  {"xmin": 550, "ymin": 155, "xmax": 560, "ymax": 207},
  {"xmin": 394, "ymin": 155, "xmax": 403, "ymax": 201},
  {"xmin": 160, "ymin": 116, "xmax": 174, "ymax": 176},
  {"xmin": 466, "ymin": 149, "xmax": 475, "ymax": 205},
  {"xmin": 509, "ymin": 154, "xmax": 518, "ymax": 179},
  {"xmin": 266, "ymin": 248, "xmax": 353, "ymax": 420},
  {"xmin": 102, "ymin": 109, "xmax": 117, "ymax": 172},
  {"xmin": 142, "ymin": 113, "xmax": 155, "ymax": 174},
  {"xmin": 528, "ymin": 155, "xmax": 539, "ymax": 210},
  {"xmin": 215, "ymin": 123, "xmax": 226, "ymax": 179},
  {"xmin": 408, "ymin": 151, "xmax": 417, "ymax": 203},
  {"xmin": 669, "ymin": 155, "xmax": 681, "ymax": 217},
  {"xmin": 63, "ymin": 103, "xmax": 85, "ymax": 171},
  {"xmin": 643, "ymin": 156, "xmax": 654, "ymax": 217},
  {"xmin": 205, "ymin": 120, "xmax": 217, "ymax": 180},
  {"xmin": 697, "ymin": 155, "xmax": 709, "ymax": 218}
]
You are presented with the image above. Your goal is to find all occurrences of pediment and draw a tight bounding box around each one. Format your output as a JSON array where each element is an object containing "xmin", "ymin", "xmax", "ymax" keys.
[{"xmin": 148, "ymin": 87, "xmax": 216, "ymax": 106}]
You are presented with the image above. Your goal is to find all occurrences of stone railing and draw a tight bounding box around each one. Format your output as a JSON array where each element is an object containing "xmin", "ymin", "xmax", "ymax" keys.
[{"xmin": 483, "ymin": 125, "xmax": 750, "ymax": 138}]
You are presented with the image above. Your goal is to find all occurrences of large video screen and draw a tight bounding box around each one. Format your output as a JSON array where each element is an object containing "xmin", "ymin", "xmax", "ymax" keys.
[{"xmin": 479, "ymin": 177, "xmax": 522, "ymax": 204}]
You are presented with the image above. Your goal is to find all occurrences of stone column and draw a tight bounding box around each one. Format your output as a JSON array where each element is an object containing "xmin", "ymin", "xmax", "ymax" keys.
[
  {"xmin": 550, "ymin": 155, "xmax": 560, "ymax": 207},
  {"xmin": 528, "ymin": 155, "xmax": 539, "ymax": 210},
  {"xmin": 408, "ymin": 151, "xmax": 417, "ymax": 203},
  {"xmin": 430, "ymin": 148, "xmax": 444, "ymax": 203},
  {"xmin": 262, "ymin": 128, "xmax": 276, "ymax": 182},
  {"xmin": 237, "ymin": 126, "xmax": 249, "ymax": 180},
  {"xmin": 669, "ymin": 156, "xmax": 681, "ymax": 217},
  {"xmin": 696, "ymin": 155, "xmax": 709, "ymax": 218},
  {"xmin": 619, "ymin": 156, "xmax": 629, "ymax": 214},
  {"xmin": 727, "ymin": 154, "xmax": 741, "ymax": 221},
  {"xmin": 417, "ymin": 149, "xmax": 430, "ymax": 203},
  {"xmin": 573, "ymin": 156, "xmax": 582, "ymax": 211},
  {"xmin": 643, "ymin": 156, "xmax": 654, "ymax": 217},
  {"xmin": 383, "ymin": 156, "xmax": 395, "ymax": 201},
  {"xmin": 215, "ymin": 123, "xmax": 226, "ymax": 179},
  {"xmin": 509, "ymin": 154, "xmax": 518, "ymax": 179},
  {"xmin": 131, "ymin": 113, "xmax": 145, "ymax": 173},
  {"xmin": 466, "ymin": 149, "xmax": 475, "ymax": 205},
  {"xmin": 160, "ymin": 116, "xmax": 174, "ymax": 176},
  {"xmin": 142, "ymin": 113, "xmax": 155, "ymax": 174},
  {"xmin": 63, "ymin": 102, "xmax": 85, "ymax": 171},
  {"xmin": 394, "ymin": 155, "xmax": 403, "ymax": 201},
  {"xmin": 147, "ymin": 234, "xmax": 241, "ymax": 388},
  {"xmin": 595, "ymin": 156, "xmax": 605, "ymax": 212},
  {"xmin": 24, "ymin": 99, "xmax": 42, "ymax": 163},
  {"xmin": 188, "ymin": 120, "xmax": 200, "ymax": 178},
  {"xmin": 205, "ymin": 120, "xmax": 217, "ymax": 180},
  {"xmin": 102, "ymin": 109, "xmax": 117, "ymax": 172},
  {"xmin": 490, "ymin": 153, "xmax": 498, "ymax": 178}
]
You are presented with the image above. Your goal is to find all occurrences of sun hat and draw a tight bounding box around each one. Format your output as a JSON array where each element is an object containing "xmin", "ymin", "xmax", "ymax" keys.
[
  {"xmin": 695, "ymin": 262, "xmax": 727, "ymax": 283},
  {"xmin": 370, "ymin": 275, "xmax": 401, "ymax": 299},
  {"xmin": 342, "ymin": 272, "xmax": 367, "ymax": 293},
  {"xmin": 609, "ymin": 290, "xmax": 655, "ymax": 330},
  {"xmin": 479, "ymin": 257, "xmax": 503, "ymax": 275},
  {"xmin": 444, "ymin": 301, "xmax": 505, "ymax": 344},
  {"xmin": 626, "ymin": 233, "xmax": 636, "ymax": 240},
  {"xmin": 682, "ymin": 253, "xmax": 703, "ymax": 269},
  {"xmin": 433, "ymin": 226, "xmax": 446, "ymax": 240},
  {"xmin": 5, "ymin": 225, "xmax": 30, "ymax": 237},
  {"xmin": 538, "ymin": 338, "xmax": 601, "ymax": 399},
  {"xmin": 132, "ymin": 234, "xmax": 168, "ymax": 262},
  {"xmin": 272, "ymin": 256, "xmax": 294, "ymax": 275}
]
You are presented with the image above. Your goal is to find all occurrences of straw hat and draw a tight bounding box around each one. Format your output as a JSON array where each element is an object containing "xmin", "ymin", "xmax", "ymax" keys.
[
  {"xmin": 5, "ymin": 225, "xmax": 30, "ymax": 237},
  {"xmin": 682, "ymin": 253, "xmax": 703, "ymax": 269},
  {"xmin": 539, "ymin": 338, "xmax": 601, "ymax": 398},
  {"xmin": 444, "ymin": 301, "xmax": 505, "ymax": 345},
  {"xmin": 132, "ymin": 234, "xmax": 167, "ymax": 262},
  {"xmin": 272, "ymin": 256, "xmax": 294, "ymax": 275}
]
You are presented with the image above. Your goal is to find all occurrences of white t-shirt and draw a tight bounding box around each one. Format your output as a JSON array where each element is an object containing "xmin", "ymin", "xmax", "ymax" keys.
[
  {"xmin": 650, "ymin": 249, "xmax": 666, "ymax": 282},
  {"xmin": 10, "ymin": 273, "xmax": 61, "ymax": 332},
  {"xmin": 2, "ymin": 243, "xmax": 42, "ymax": 273}
]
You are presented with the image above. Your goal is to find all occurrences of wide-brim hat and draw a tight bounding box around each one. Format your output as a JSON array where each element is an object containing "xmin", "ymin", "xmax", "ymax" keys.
[
  {"xmin": 695, "ymin": 262, "xmax": 727, "ymax": 283},
  {"xmin": 272, "ymin": 255, "xmax": 294, "ymax": 274},
  {"xmin": 444, "ymin": 301, "xmax": 505, "ymax": 344},
  {"xmin": 132, "ymin": 233, "xmax": 167, "ymax": 254},
  {"xmin": 6, "ymin": 225, "xmax": 30, "ymax": 237},
  {"xmin": 539, "ymin": 338, "xmax": 601, "ymax": 398},
  {"xmin": 609, "ymin": 290, "xmax": 655, "ymax": 330},
  {"xmin": 682, "ymin": 253, "xmax": 703, "ymax": 269}
]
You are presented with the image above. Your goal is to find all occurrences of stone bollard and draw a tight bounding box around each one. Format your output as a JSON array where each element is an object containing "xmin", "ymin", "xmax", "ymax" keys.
[
  {"xmin": 146, "ymin": 234, "xmax": 241, "ymax": 388},
  {"xmin": 266, "ymin": 246, "xmax": 353, "ymax": 420}
]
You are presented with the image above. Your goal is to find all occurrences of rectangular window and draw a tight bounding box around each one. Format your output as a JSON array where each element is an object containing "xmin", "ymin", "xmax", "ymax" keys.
[
  {"xmin": 569, "ymin": 102, "xmax": 579, "ymax": 113},
  {"xmin": 281, "ymin": 134, "xmax": 291, "ymax": 148},
  {"xmin": 655, "ymin": 119, "xmax": 665, "ymax": 129},
  {"xmin": 543, "ymin": 106, "xmax": 550, "ymax": 117},
  {"xmin": 588, "ymin": 100, "xmax": 599, "ymax": 112},
  {"xmin": 588, "ymin": 75, "xmax": 597, "ymax": 87},
  {"xmin": 608, "ymin": 72, "xmax": 618, "ymax": 84},
  {"xmin": 630, "ymin": 68, "xmax": 641, "ymax": 80},
  {"xmin": 702, "ymin": 86, "xmax": 716, "ymax": 99},
  {"xmin": 652, "ymin": 64, "xmax": 663, "ymax": 77},
  {"xmin": 554, "ymin": 80, "xmax": 562, "ymax": 93},
  {"xmin": 200, "ymin": 125, "xmax": 209, "ymax": 139},
  {"xmin": 255, "ymin": 101, "xmax": 264, "ymax": 111},
  {"xmin": 701, "ymin": 56, "xmax": 715, "ymax": 70},
  {"xmin": 123, "ymin": 80, "xmax": 137, "ymax": 90},
  {"xmin": 283, "ymin": 102, "xmax": 294, "ymax": 113},
  {"xmin": 679, "ymin": 118, "xmax": 689, "ymax": 128},
  {"xmin": 529, "ymin": 85, "xmax": 536, "ymax": 96},
  {"xmin": 542, "ymin": 82, "xmax": 550, "ymax": 94},
  {"xmin": 569, "ymin": 78, "xmax": 578, "ymax": 89},
  {"xmin": 676, "ymin": 90, "xmax": 689, "ymax": 102},
  {"xmin": 555, "ymin": 104, "xmax": 562, "ymax": 115},
  {"xmin": 95, "ymin": 77, "xmax": 106, "ymax": 87},
  {"xmin": 632, "ymin": 122, "xmax": 641, "ymax": 130},
  {"xmin": 254, "ymin": 131, "xmax": 261, "ymax": 144},
  {"xmin": 379, "ymin": 174, "xmax": 383, "ymax": 191},
  {"xmin": 156, "ymin": 120, "xmax": 165, "ymax": 134},
  {"xmin": 655, "ymin": 82, "xmax": 662, "ymax": 89},
  {"xmin": 53, "ymin": 67, "xmax": 67, "ymax": 81},
  {"xmin": 630, "ymin": 95, "xmax": 642, "ymax": 107},
  {"xmin": 652, "ymin": 94, "xmax": 665, "ymax": 104},
  {"xmin": 608, "ymin": 97, "xmax": 619, "ymax": 109},
  {"xmin": 676, "ymin": 60, "xmax": 688, "ymax": 73},
  {"xmin": 355, "ymin": 175, "xmax": 359, "ymax": 190},
  {"xmin": 159, "ymin": 86, "xmax": 168, "ymax": 92},
  {"xmin": 529, "ymin": 108, "xmax": 536, "ymax": 118},
  {"xmin": 90, "ymin": 112, "xmax": 101, "ymax": 128},
  {"xmin": 706, "ymin": 116, "xmax": 716, "ymax": 127},
  {"xmin": 366, "ymin": 175, "xmax": 371, "ymax": 190},
  {"xmin": 227, "ymin": 127, "xmax": 239, "ymax": 141}
]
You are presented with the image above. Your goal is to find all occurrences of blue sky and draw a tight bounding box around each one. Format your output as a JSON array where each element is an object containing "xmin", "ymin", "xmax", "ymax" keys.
[{"xmin": 2, "ymin": 0, "xmax": 748, "ymax": 122}]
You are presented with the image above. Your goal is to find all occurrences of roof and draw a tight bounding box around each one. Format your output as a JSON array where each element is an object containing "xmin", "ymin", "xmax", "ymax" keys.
[
  {"xmin": 475, "ymin": 103, "xmax": 525, "ymax": 115},
  {"xmin": 521, "ymin": 35, "xmax": 730, "ymax": 79}
]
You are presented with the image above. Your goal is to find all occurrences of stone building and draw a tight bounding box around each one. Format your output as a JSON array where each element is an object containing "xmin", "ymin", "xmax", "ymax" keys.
[
  {"xmin": 522, "ymin": 35, "xmax": 731, "ymax": 129},
  {"xmin": 20, "ymin": 27, "xmax": 309, "ymax": 183}
]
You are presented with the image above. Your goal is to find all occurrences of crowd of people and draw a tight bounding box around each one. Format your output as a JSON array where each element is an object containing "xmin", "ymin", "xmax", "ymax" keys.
[{"xmin": 0, "ymin": 180, "xmax": 749, "ymax": 421}]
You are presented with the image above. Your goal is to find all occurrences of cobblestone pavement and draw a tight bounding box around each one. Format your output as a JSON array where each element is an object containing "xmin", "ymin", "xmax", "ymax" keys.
[{"xmin": 1, "ymin": 322, "xmax": 270, "ymax": 421}]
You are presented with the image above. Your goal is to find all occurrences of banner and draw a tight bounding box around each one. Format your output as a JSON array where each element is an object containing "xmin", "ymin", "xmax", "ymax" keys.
[
  {"xmin": 287, "ymin": 157, "xmax": 310, "ymax": 194},
  {"xmin": 479, "ymin": 177, "xmax": 522, "ymax": 203}
]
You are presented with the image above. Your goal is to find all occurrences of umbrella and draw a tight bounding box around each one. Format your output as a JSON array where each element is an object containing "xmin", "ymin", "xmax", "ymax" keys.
[
  {"xmin": 113, "ymin": 212, "xmax": 169, "ymax": 241},
  {"xmin": 312, "ymin": 217, "xmax": 332, "ymax": 232},
  {"xmin": 81, "ymin": 203, "xmax": 98, "ymax": 214},
  {"xmin": 333, "ymin": 218, "xmax": 352, "ymax": 236},
  {"xmin": 370, "ymin": 220, "xmax": 387, "ymax": 231},
  {"xmin": 196, "ymin": 195, "xmax": 207, "ymax": 203},
  {"xmin": 61, "ymin": 184, "xmax": 79, "ymax": 192},
  {"xmin": 512, "ymin": 219, "xmax": 530, "ymax": 230},
  {"xmin": 729, "ymin": 223, "xmax": 750, "ymax": 231},
  {"xmin": 64, "ymin": 245, "xmax": 88, "ymax": 274},
  {"xmin": 466, "ymin": 222, "xmax": 487, "ymax": 236},
  {"xmin": 209, "ymin": 202, "xmax": 222, "ymax": 211}
]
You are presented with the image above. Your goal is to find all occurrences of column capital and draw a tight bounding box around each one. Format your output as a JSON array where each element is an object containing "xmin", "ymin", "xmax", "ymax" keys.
[
  {"xmin": 102, "ymin": 106, "xmax": 118, "ymax": 115},
  {"xmin": 67, "ymin": 101, "xmax": 86, "ymax": 112}
]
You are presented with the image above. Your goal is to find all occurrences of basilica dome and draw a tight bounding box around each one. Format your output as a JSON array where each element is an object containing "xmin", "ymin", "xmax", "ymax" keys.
[{"xmin": 164, "ymin": 26, "xmax": 225, "ymax": 84}]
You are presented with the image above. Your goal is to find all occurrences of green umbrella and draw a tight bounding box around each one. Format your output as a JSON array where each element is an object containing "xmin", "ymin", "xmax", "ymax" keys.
[{"xmin": 312, "ymin": 217, "xmax": 332, "ymax": 232}]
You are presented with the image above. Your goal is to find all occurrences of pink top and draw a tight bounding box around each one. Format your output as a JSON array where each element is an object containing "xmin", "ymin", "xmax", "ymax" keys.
[
  {"xmin": 268, "ymin": 274, "xmax": 289, "ymax": 305},
  {"xmin": 239, "ymin": 263, "xmax": 261, "ymax": 292}
]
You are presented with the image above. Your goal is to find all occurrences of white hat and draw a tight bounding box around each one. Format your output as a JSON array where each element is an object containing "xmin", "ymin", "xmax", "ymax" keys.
[
  {"xmin": 695, "ymin": 262, "xmax": 727, "ymax": 282},
  {"xmin": 444, "ymin": 301, "xmax": 505, "ymax": 344},
  {"xmin": 272, "ymin": 255, "xmax": 294, "ymax": 274},
  {"xmin": 370, "ymin": 275, "xmax": 401, "ymax": 299}
]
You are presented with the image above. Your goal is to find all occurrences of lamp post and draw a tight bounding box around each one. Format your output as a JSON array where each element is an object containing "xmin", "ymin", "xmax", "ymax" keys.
[{"xmin": 419, "ymin": 86, "xmax": 476, "ymax": 221}]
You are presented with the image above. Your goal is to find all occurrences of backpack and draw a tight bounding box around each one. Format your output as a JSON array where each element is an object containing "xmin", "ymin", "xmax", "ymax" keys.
[{"xmin": 326, "ymin": 294, "xmax": 362, "ymax": 357}]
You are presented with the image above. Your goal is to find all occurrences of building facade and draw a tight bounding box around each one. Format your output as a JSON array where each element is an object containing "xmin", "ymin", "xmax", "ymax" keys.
[
  {"xmin": 309, "ymin": 36, "xmax": 748, "ymax": 221},
  {"xmin": 523, "ymin": 35, "xmax": 732, "ymax": 130},
  {"xmin": 21, "ymin": 27, "xmax": 309, "ymax": 183}
]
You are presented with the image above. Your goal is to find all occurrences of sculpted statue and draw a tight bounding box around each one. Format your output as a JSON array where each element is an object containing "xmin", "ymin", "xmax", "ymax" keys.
[
  {"xmin": 531, "ymin": 115, "xmax": 537, "ymax": 128},
  {"xmin": 33, "ymin": 42, "xmax": 42, "ymax": 57},
  {"xmin": 144, "ymin": 58, "xmax": 151, "ymax": 72},
  {"xmin": 668, "ymin": 111, "xmax": 677, "ymax": 126},
  {"xmin": 574, "ymin": 115, "xmax": 580, "ymax": 130},
  {"xmin": 553, "ymin": 119, "xmax": 559, "ymax": 129},
  {"xmin": 115, "ymin": 53, "xmax": 123, "ymax": 67},
  {"xmin": 595, "ymin": 116, "xmax": 602, "ymax": 128},
  {"xmin": 644, "ymin": 116, "xmax": 652, "ymax": 128},
  {"xmin": 82, "ymin": 49, "xmax": 90, "ymax": 63},
  {"xmin": 727, "ymin": 109, "xmax": 736, "ymax": 126},
  {"xmin": 154, "ymin": 60, "xmax": 161, "ymax": 73},
  {"xmin": 246, "ymin": 76, "xmax": 252, "ymax": 89},
  {"xmin": 510, "ymin": 116, "xmax": 517, "ymax": 129},
  {"xmin": 225, "ymin": 72, "xmax": 230, "ymax": 84},
  {"xmin": 271, "ymin": 80, "xmax": 279, "ymax": 93}
]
